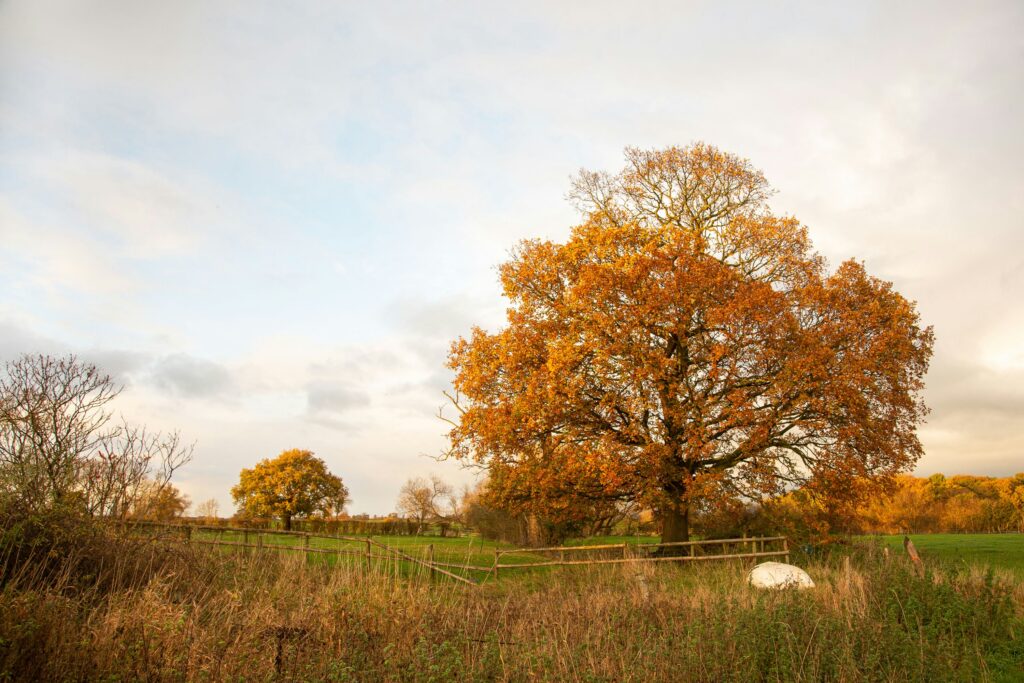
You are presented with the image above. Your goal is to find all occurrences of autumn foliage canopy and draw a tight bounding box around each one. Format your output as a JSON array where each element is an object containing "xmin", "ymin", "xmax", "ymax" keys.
[
  {"xmin": 446, "ymin": 143, "xmax": 933, "ymax": 542},
  {"xmin": 231, "ymin": 449, "xmax": 348, "ymax": 530}
]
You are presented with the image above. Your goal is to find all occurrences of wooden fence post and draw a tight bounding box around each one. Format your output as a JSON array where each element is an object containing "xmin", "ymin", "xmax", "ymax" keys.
[
  {"xmin": 365, "ymin": 538, "xmax": 371, "ymax": 572},
  {"xmin": 244, "ymin": 530, "xmax": 250, "ymax": 556},
  {"xmin": 303, "ymin": 533, "xmax": 310, "ymax": 563},
  {"xmin": 185, "ymin": 525, "xmax": 192, "ymax": 544},
  {"xmin": 903, "ymin": 536, "xmax": 924, "ymax": 577},
  {"xmin": 257, "ymin": 532, "xmax": 264, "ymax": 553},
  {"xmin": 494, "ymin": 549, "xmax": 500, "ymax": 580},
  {"xmin": 622, "ymin": 542, "xmax": 628, "ymax": 560},
  {"xmin": 783, "ymin": 537, "xmax": 789, "ymax": 564},
  {"xmin": 428, "ymin": 544, "xmax": 435, "ymax": 583}
]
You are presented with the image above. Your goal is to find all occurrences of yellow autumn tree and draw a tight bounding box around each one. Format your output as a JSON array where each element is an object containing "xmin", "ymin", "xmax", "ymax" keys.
[
  {"xmin": 446, "ymin": 143, "xmax": 933, "ymax": 543},
  {"xmin": 130, "ymin": 481, "xmax": 191, "ymax": 522},
  {"xmin": 853, "ymin": 473, "xmax": 1024, "ymax": 533},
  {"xmin": 231, "ymin": 449, "xmax": 348, "ymax": 530}
]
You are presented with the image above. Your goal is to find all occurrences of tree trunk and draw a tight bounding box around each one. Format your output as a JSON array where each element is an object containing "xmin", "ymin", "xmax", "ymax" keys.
[
  {"xmin": 653, "ymin": 503, "xmax": 692, "ymax": 558},
  {"xmin": 660, "ymin": 502, "xmax": 690, "ymax": 544},
  {"xmin": 283, "ymin": 513, "xmax": 292, "ymax": 531}
]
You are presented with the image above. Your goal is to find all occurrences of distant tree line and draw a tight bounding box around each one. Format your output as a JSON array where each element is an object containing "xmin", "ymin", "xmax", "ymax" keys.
[
  {"xmin": 850, "ymin": 473, "xmax": 1024, "ymax": 534},
  {"xmin": 682, "ymin": 472, "xmax": 1024, "ymax": 540},
  {"xmin": 190, "ymin": 512, "xmax": 469, "ymax": 537}
]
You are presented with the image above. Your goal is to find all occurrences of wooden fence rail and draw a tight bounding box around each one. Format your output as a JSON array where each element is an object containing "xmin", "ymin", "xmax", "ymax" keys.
[
  {"xmin": 364, "ymin": 537, "xmax": 476, "ymax": 585},
  {"xmin": 494, "ymin": 536, "xmax": 790, "ymax": 572},
  {"xmin": 124, "ymin": 521, "xmax": 789, "ymax": 587},
  {"xmin": 495, "ymin": 549, "xmax": 788, "ymax": 569},
  {"xmin": 500, "ymin": 535, "xmax": 788, "ymax": 555},
  {"xmin": 127, "ymin": 520, "xmax": 480, "ymax": 586}
]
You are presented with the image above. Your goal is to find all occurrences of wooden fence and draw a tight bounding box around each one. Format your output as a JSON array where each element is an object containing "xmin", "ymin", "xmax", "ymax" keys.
[
  {"xmin": 491, "ymin": 536, "xmax": 789, "ymax": 577},
  {"xmin": 126, "ymin": 521, "xmax": 788, "ymax": 587},
  {"xmin": 127, "ymin": 520, "xmax": 480, "ymax": 585}
]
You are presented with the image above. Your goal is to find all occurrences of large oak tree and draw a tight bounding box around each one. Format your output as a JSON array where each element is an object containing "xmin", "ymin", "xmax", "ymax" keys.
[{"xmin": 445, "ymin": 143, "xmax": 933, "ymax": 543}]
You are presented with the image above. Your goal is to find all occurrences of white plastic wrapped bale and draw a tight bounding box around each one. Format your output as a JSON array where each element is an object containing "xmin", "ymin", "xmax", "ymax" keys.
[{"xmin": 747, "ymin": 562, "xmax": 815, "ymax": 590}]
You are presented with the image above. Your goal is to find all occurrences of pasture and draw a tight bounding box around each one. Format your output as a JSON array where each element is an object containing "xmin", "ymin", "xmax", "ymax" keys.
[
  {"xmin": 876, "ymin": 533, "xmax": 1024, "ymax": 578},
  {"xmin": 180, "ymin": 525, "xmax": 1024, "ymax": 579},
  {"xmin": 172, "ymin": 525, "xmax": 1024, "ymax": 584},
  {"xmin": 156, "ymin": 526, "xmax": 788, "ymax": 585}
]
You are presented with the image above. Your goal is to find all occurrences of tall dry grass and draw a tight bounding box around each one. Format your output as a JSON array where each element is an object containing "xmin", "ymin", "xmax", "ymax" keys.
[{"xmin": 0, "ymin": 534, "xmax": 1021, "ymax": 682}]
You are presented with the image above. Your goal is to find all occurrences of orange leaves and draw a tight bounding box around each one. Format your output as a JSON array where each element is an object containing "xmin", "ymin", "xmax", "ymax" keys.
[
  {"xmin": 231, "ymin": 449, "xmax": 348, "ymax": 527},
  {"xmin": 850, "ymin": 473, "xmax": 1024, "ymax": 534},
  {"xmin": 446, "ymin": 143, "xmax": 933, "ymax": 540}
]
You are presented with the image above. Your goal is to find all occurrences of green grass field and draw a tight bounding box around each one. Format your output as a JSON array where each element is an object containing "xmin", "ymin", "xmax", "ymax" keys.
[
  {"xmin": 184, "ymin": 527, "xmax": 572, "ymax": 582},
  {"xmin": 187, "ymin": 527, "xmax": 648, "ymax": 560},
  {"xmin": 875, "ymin": 533, "xmax": 1024, "ymax": 577},
  {"xmin": 177, "ymin": 527, "xmax": 1024, "ymax": 583},
  {"xmin": 178, "ymin": 528, "xmax": 681, "ymax": 585},
  {"xmin": 563, "ymin": 534, "xmax": 660, "ymax": 547}
]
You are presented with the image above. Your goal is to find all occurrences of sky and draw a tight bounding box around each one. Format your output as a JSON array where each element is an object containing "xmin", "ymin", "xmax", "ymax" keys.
[{"xmin": 1, "ymin": 1, "xmax": 1022, "ymax": 515}]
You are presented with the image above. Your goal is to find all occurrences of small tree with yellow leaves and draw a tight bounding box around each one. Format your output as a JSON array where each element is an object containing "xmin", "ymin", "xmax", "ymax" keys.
[{"xmin": 231, "ymin": 449, "xmax": 348, "ymax": 530}]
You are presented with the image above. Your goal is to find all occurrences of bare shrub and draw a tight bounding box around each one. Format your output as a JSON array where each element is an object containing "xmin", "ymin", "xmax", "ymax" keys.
[
  {"xmin": 0, "ymin": 354, "xmax": 192, "ymax": 518},
  {"xmin": 0, "ymin": 354, "xmax": 194, "ymax": 592},
  {"xmin": 396, "ymin": 475, "xmax": 456, "ymax": 533}
]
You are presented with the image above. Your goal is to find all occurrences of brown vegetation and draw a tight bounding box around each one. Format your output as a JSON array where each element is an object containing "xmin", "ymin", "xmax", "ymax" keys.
[
  {"xmin": 685, "ymin": 472, "xmax": 1024, "ymax": 540},
  {"xmin": 854, "ymin": 473, "xmax": 1024, "ymax": 534},
  {"xmin": 0, "ymin": 535, "xmax": 1019, "ymax": 681}
]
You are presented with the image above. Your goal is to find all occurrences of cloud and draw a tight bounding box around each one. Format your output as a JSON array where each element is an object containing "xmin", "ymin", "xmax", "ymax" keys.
[
  {"xmin": 41, "ymin": 152, "xmax": 219, "ymax": 258},
  {"xmin": 0, "ymin": 196, "xmax": 138, "ymax": 300},
  {"xmin": 306, "ymin": 383, "xmax": 371, "ymax": 415},
  {"xmin": 149, "ymin": 353, "xmax": 234, "ymax": 398},
  {"xmin": 0, "ymin": 320, "xmax": 62, "ymax": 361},
  {"xmin": 79, "ymin": 349, "xmax": 151, "ymax": 386},
  {"xmin": 0, "ymin": 321, "xmax": 146, "ymax": 390},
  {"xmin": 390, "ymin": 293, "xmax": 506, "ymax": 340}
]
